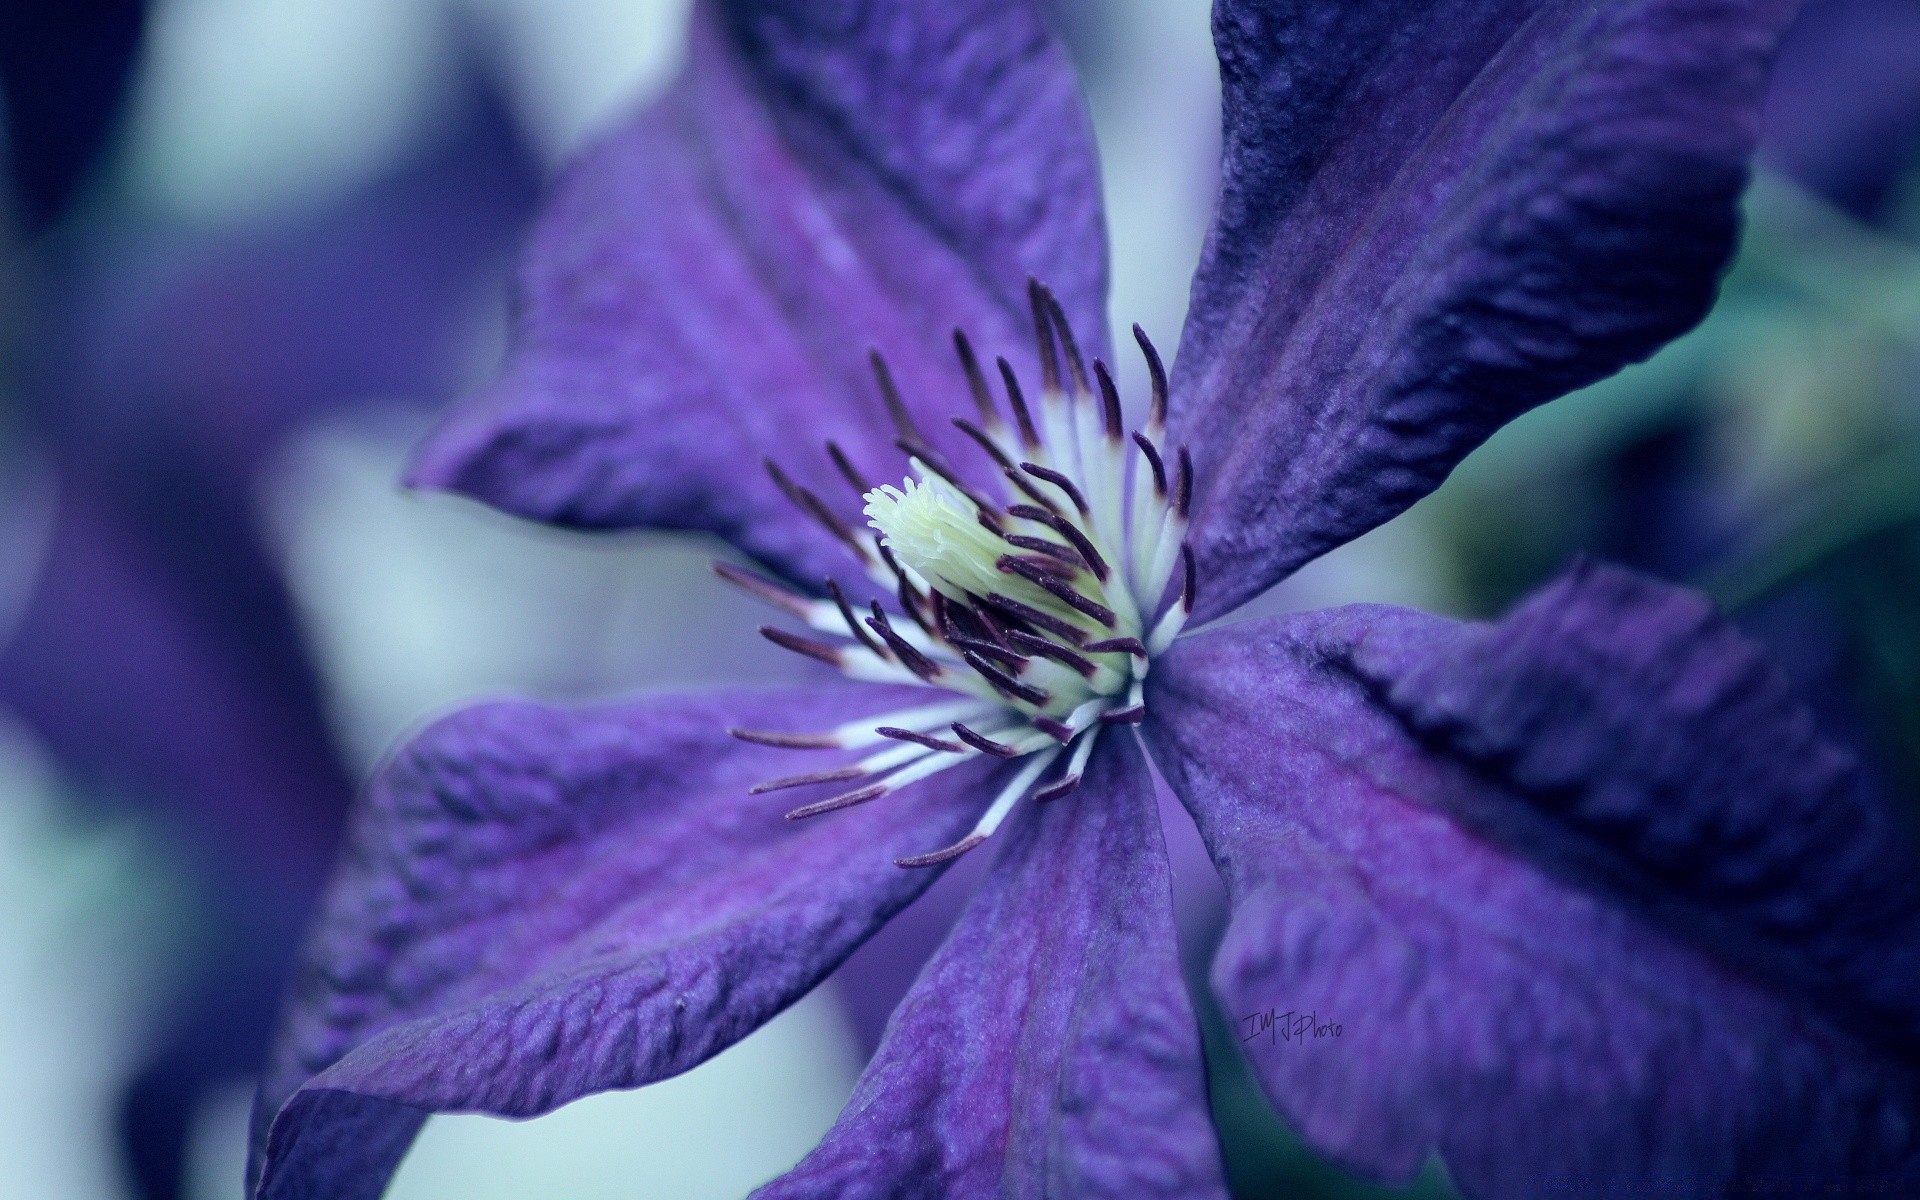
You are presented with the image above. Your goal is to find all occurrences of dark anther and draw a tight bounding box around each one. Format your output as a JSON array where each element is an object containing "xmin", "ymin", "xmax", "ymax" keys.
[
  {"xmin": 952, "ymin": 722, "xmax": 1023, "ymax": 758},
  {"xmin": 979, "ymin": 593, "xmax": 1089, "ymax": 644},
  {"xmin": 1028, "ymin": 279, "xmax": 1062, "ymax": 394},
  {"xmin": 760, "ymin": 626, "xmax": 845, "ymax": 667},
  {"xmin": 877, "ymin": 726, "xmax": 967, "ymax": 753},
  {"xmin": 895, "ymin": 832, "xmax": 986, "ymax": 868},
  {"xmin": 787, "ymin": 782, "xmax": 889, "ymax": 820},
  {"xmin": 997, "ymin": 559, "xmax": 1116, "ymax": 628},
  {"xmin": 1004, "ymin": 629, "xmax": 1098, "ymax": 678},
  {"xmin": 1002, "ymin": 532, "xmax": 1085, "ymax": 568},
  {"xmin": 1006, "ymin": 504, "xmax": 1109, "ymax": 582},
  {"xmin": 825, "ymin": 441, "xmax": 873, "ymax": 498},
  {"xmin": 997, "ymin": 356, "xmax": 1041, "ymax": 447},
  {"xmin": 960, "ymin": 649, "xmax": 1051, "ymax": 706},
  {"xmin": 827, "ymin": 579, "xmax": 890, "ymax": 660},
  {"xmin": 869, "ymin": 349, "xmax": 929, "ymax": 444},
  {"xmin": 1083, "ymin": 636, "xmax": 1149, "ymax": 657},
  {"xmin": 1133, "ymin": 324, "xmax": 1168, "ymax": 429},
  {"xmin": 765, "ymin": 459, "xmax": 869, "ymax": 561},
  {"xmin": 965, "ymin": 594, "xmax": 1020, "ymax": 650},
  {"xmin": 950, "ymin": 636, "xmax": 1028, "ymax": 669},
  {"xmin": 729, "ymin": 728, "xmax": 839, "ymax": 749},
  {"xmin": 953, "ymin": 329, "xmax": 1000, "ymax": 428},
  {"xmin": 875, "ymin": 543, "xmax": 933, "ymax": 633},
  {"xmin": 1039, "ymin": 284, "xmax": 1090, "ymax": 396},
  {"xmin": 1033, "ymin": 773, "xmax": 1081, "ymax": 802},
  {"xmin": 1131, "ymin": 432, "xmax": 1167, "ymax": 498},
  {"xmin": 997, "ymin": 552, "xmax": 1076, "ymax": 581},
  {"xmin": 712, "ymin": 561, "xmax": 812, "ymax": 618},
  {"xmin": 1093, "ymin": 360, "xmax": 1123, "ymax": 440},
  {"xmin": 1033, "ymin": 716, "xmax": 1075, "ymax": 743},
  {"xmin": 1174, "ymin": 446, "xmax": 1193, "ymax": 518},
  {"xmin": 1100, "ymin": 705, "xmax": 1146, "ymax": 724},
  {"xmin": 1019, "ymin": 462, "xmax": 1089, "ymax": 515},
  {"xmin": 866, "ymin": 603, "xmax": 941, "ymax": 680},
  {"xmin": 750, "ymin": 765, "xmax": 866, "ymax": 794},
  {"xmin": 1180, "ymin": 543, "xmax": 1197, "ymax": 613},
  {"xmin": 954, "ymin": 417, "xmax": 1054, "ymax": 510}
]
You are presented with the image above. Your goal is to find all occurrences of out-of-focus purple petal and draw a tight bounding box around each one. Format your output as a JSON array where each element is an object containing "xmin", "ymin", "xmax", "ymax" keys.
[
  {"xmin": 1761, "ymin": 0, "xmax": 1920, "ymax": 223},
  {"xmin": 1143, "ymin": 563, "xmax": 1920, "ymax": 1197},
  {"xmin": 0, "ymin": 0, "xmax": 147, "ymax": 230},
  {"xmin": 408, "ymin": 0, "xmax": 1107, "ymax": 589},
  {"xmin": 249, "ymin": 684, "xmax": 997, "ymax": 1200},
  {"xmin": 756, "ymin": 735, "xmax": 1227, "ymax": 1199},
  {"xmin": 1170, "ymin": 0, "xmax": 1798, "ymax": 621}
]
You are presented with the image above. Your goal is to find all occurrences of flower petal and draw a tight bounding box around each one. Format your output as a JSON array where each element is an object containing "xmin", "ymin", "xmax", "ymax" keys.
[
  {"xmin": 249, "ymin": 683, "xmax": 996, "ymax": 1200},
  {"xmin": 1171, "ymin": 0, "xmax": 1799, "ymax": 620},
  {"xmin": 755, "ymin": 734, "xmax": 1228, "ymax": 1199},
  {"xmin": 1761, "ymin": 0, "xmax": 1920, "ymax": 222},
  {"xmin": 409, "ymin": 0, "xmax": 1107, "ymax": 590},
  {"xmin": 1143, "ymin": 563, "xmax": 1920, "ymax": 1197}
]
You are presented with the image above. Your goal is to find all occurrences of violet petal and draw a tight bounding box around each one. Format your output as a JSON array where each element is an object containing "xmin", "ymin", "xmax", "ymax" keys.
[
  {"xmin": 409, "ymin": 0, "xmax": 1107, "ymax": 590},
  {"xmin": 755, "ymin": 735, "xmax": 1227, "ymax": 1199},
  {"xmin": 1172, "ymin": 0, "xmax": 1800, "ymax": 621},
  {"xmin": 248, "ymin": 683, "xmax": 997, "ymax": 1200},
  {"xmin": 1143, "ymin": 563, "xmax": 1920, "ymax": 1197}
]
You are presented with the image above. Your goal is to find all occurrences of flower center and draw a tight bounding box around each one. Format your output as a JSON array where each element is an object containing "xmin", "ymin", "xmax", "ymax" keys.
[{"xmin": 720, "ymin": 280, "xmax": 1195, "ymax": 867}]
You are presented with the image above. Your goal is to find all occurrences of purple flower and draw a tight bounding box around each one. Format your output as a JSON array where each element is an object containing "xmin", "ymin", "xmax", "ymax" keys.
[{"xmin": 250, "ymin": 1, "xmax": 1920, "ymax": 1197}]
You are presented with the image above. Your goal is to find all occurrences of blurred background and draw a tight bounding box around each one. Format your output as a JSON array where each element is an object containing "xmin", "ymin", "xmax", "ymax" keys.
[{"xmin": 0, "ymin": 1, "xmax": 1914, "ymax": 1198}]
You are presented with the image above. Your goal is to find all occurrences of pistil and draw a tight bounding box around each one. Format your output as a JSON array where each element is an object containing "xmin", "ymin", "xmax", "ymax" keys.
[{"xmin": 721, "ymin": 280, "xmax": 1196, "ymax": 867}]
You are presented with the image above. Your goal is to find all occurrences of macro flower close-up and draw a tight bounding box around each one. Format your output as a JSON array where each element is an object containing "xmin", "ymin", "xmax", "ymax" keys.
[
  {"xmin": 8, "ymin": 0, "xmax": 1918, "ymax": 1198},
  {"xmin": 226, "ymin": 0, "xmax": 1920, "ymax": 1197}
]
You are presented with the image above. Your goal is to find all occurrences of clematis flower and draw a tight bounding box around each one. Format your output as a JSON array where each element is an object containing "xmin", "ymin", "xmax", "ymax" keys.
[{"xmin": 250, "ymin": 0, "xmax": 1920, "ymax": 1197}]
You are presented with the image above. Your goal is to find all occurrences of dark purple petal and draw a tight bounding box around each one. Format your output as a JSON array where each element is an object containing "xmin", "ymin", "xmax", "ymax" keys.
[
  {"xmin": 249, "ymin": 683, "xmax": 996, "ymax": 1200},
  {"xmin": 410, "ymin": 0, "xmax": 1107, "ymax": 590},
  {"xmin": 1171, "ymin": 0, "xmax": 1800, "ymax": 621},
  {"xmin": 1143, "ymin": 564, "xmax": 1920, "ymax": 1198},
  {"xmin": 756, "ymin": 734, "xmax": 1227, "ymax": 1199},
  {"xmin": 1761, "ymin": 0, "xmax": 1920, "ymax": 222}
]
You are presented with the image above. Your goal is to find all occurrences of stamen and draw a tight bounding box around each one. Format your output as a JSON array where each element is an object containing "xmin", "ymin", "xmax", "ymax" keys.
[
  {"xmin": 949, "ymin": 636, "xmax": 1028, "ymax": 670},
  {"xmin": 867, "ymin": 603, "xmax": 941, "ymax": 680},
  {"xmin": 1038, "ymin": 284, "xmax": 1090, "ymax": 396},
  {"xmin": 959, "ymin": 650, "xmax": 1050, "ymax": 706},
  {"xmin": 952, "ymin": 721, "xmax": 1023, "ymax": 758},
  {"xmin": 1100, "ymin": 704, "xmax": 1146, "ymax": 724},
  {"xmin": 766, "ymin": 459, "xmax": 870, "ymax": 563},
  {"xmin": 877, "ymin": 726, "xmax": 966, "ymax": 753},
  {"xmin": 1174, "ymin": 446, "xmax": 1193, "ymax": 518},
  {"xmin": 822, "ymin": 579, "xmax": 889, "ymax": 659},
  {"xmin": 996, "ymin": 556, "xmax": 1116, "ymax": 626},
  {"xmin": 729, "ymin": 728, "xmax": 840, "ymax": 750},
  {"xmin": 1131, "ymin": 432, "xmax": 1167, "ymax": 498},
  {"xmin": 786, "ymin": 782, "xmax": 889, "ymax": 820},
  {"xmin": 1003, "ymin": 630, "xmax": 1098, "ymax": 678},
  {"xmin": 826, "ymin": 441, "xmax": 874, "ymax": 498},
  {"xmin": 1028, "ymin": 279, "xmax": 1062, "ymax": 394},
  {"xmin": 869, "ymin": 350, "xmax": 928, "ymax": 444},
  {"xmin": 952, "ymin": 329, "xmax": 1000, "ymax": 428},
  {"xmin": 997, "ymin": 357, "xmax": 1041, "ymax": 448},
  {"xmin": 1005, "ymin": 505, "xmax": 1109, "ymax": 582},
  {"xmin": 1019, "ymin": 462, "xmax": 1089, "ymax": 515},
  {"xmin": 1133, "ymin": 324, "xmax": 1168, "ymax": 430},
  {"xmin": 712, "ymin": 561, "xmax": 812, "ymax": 618},
  {"xmin": 1001, "ymin": 532, "xmax": 1082, "ymax": 566},
  {"xmin": 1092, "ymin": 360, "xmax": 1123, "ymax": 440},
  {"xmin": 979, "ymin": 593, "xmax": 1089, "ymax": 644},
  {"xmin": 760, "ymin": 625, "xmax": 844, "ymax": 667},
  {"xmin": 1083, "ymin": 636, "xmax": 1148, "ymax": 657},
  {"xmin": 749, "ymin": 765, "xmax": 866, "ymax": 794},
  {"xmin": 1033, "ymin": 716, "xmax": 1074, "ymax": 743},
  {"xmin": 895, "ymin": 833, "xmax": 986, "ymax": 869}
]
